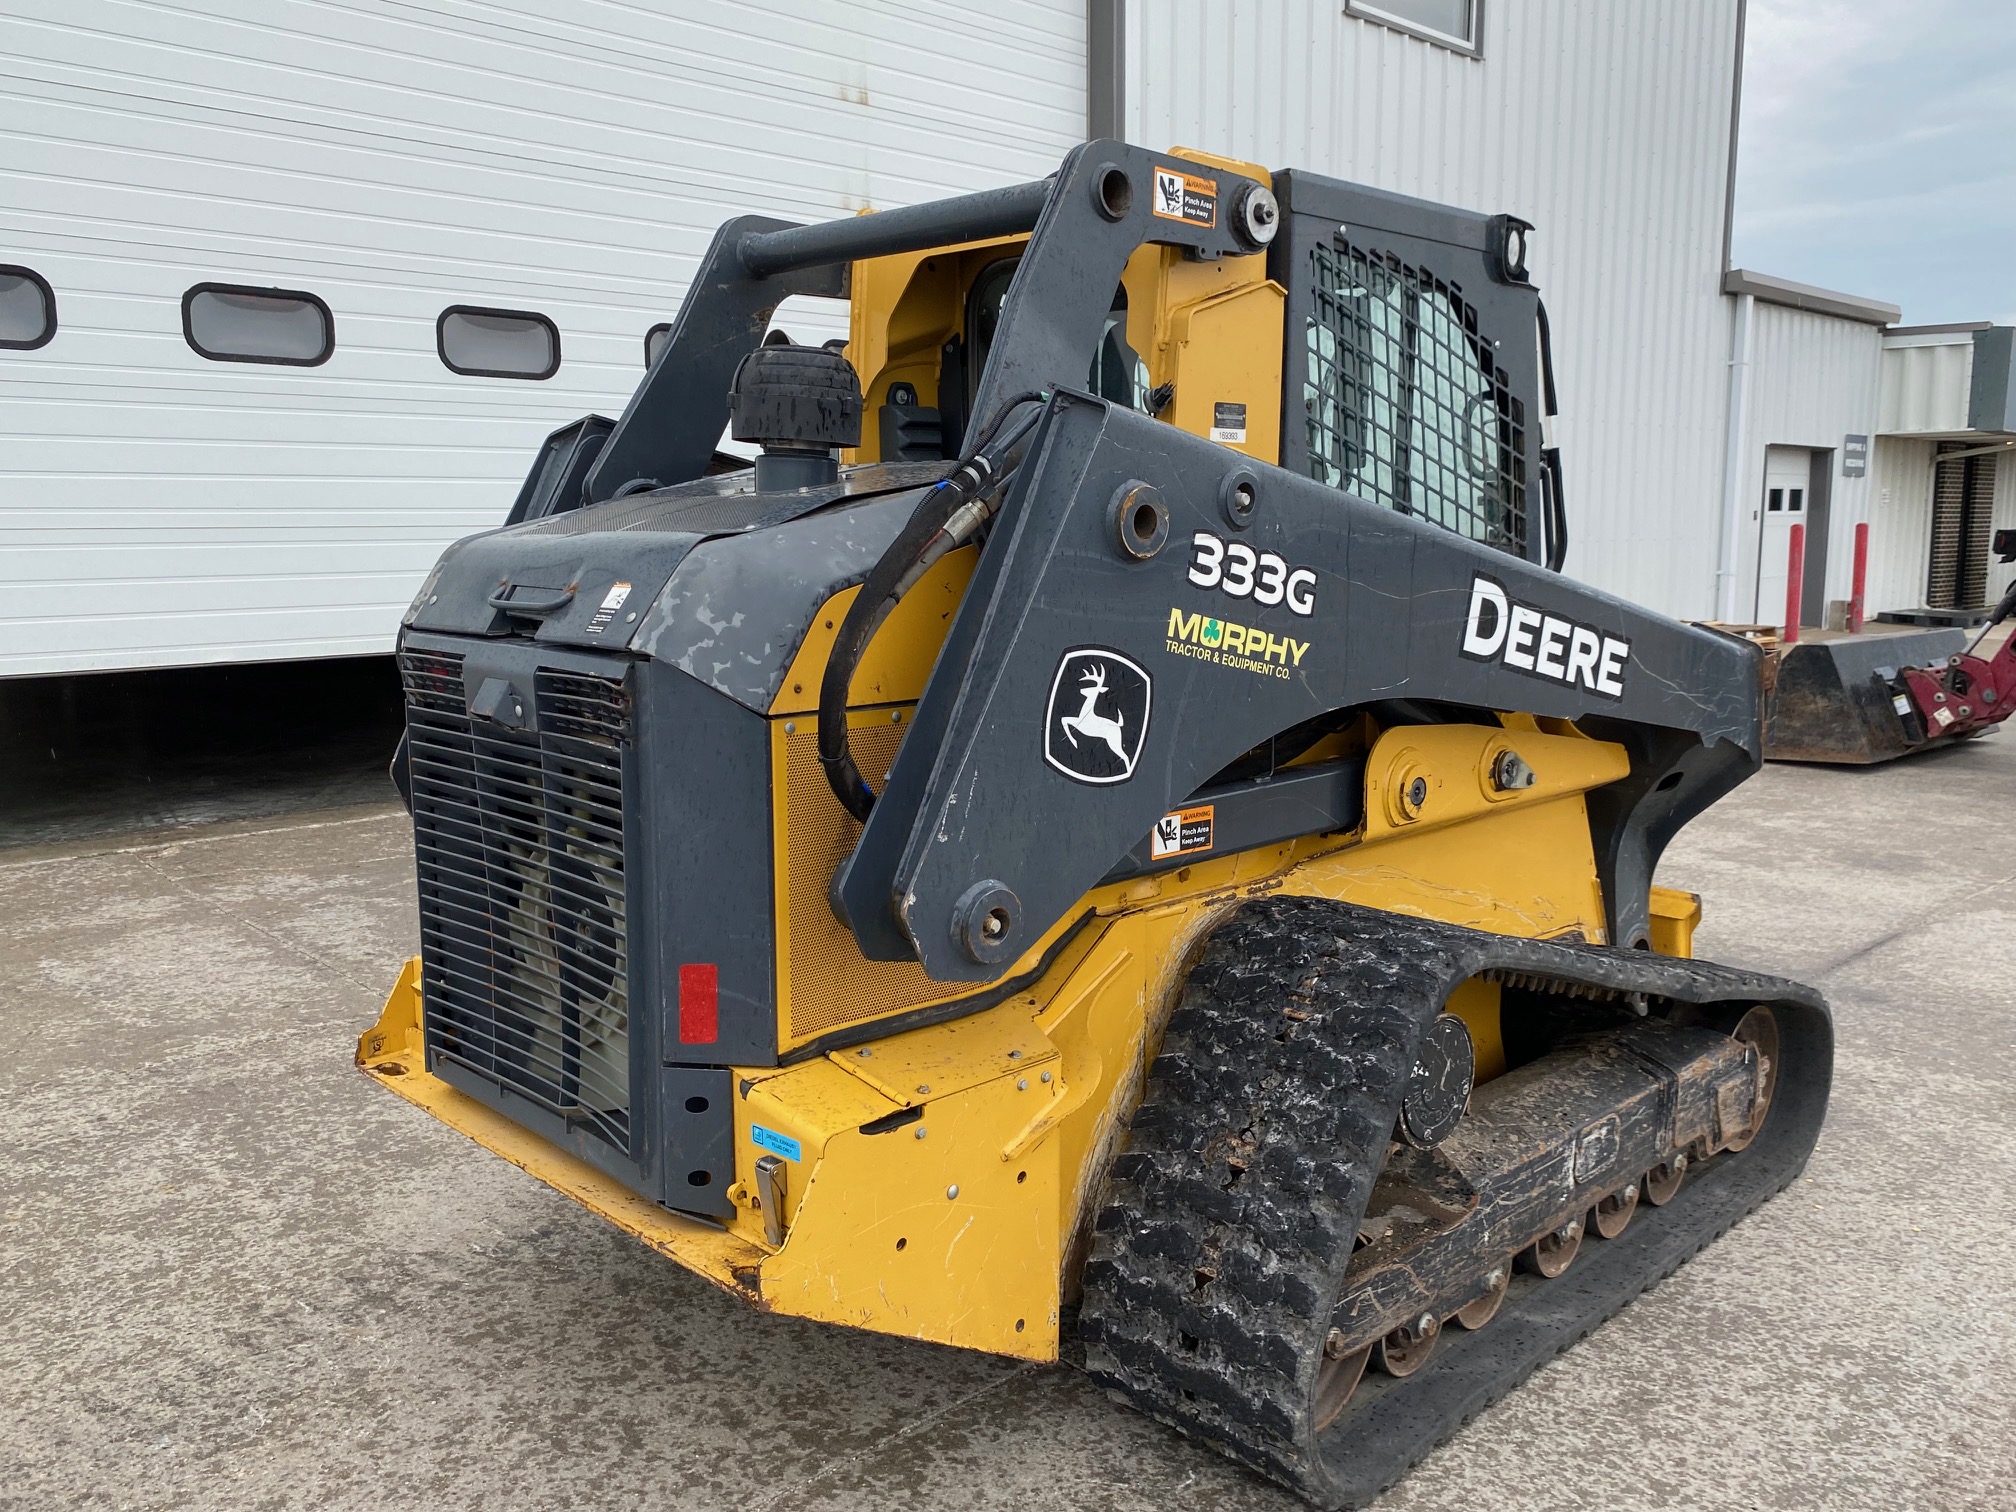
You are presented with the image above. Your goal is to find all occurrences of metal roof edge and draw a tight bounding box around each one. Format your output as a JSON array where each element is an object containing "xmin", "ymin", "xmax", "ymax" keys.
[
  {"xmin": 1887, "ymin": 320, "xmax": 1996, "ymax": 337},
  {"xmin": 1722, "ymin": 268, "xmax": 1901, "ymax": 326}
]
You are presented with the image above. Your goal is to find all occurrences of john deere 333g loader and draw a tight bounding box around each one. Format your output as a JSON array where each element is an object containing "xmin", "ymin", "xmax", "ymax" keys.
[{"xmin": 358, "ymin": 142, "xmax": 1832, "ymax": 1507}]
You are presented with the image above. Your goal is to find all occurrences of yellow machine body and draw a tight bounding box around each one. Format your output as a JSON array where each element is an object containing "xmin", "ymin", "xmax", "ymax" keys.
[{"xmin": 361, "ymin": 728, "xmax": 1703, "ymax": 1362}]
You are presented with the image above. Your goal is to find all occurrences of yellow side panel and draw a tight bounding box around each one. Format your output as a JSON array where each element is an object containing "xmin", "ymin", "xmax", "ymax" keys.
[
  {"xmin": 767, "ymin": 706, "xmax": 1097, "ymax": 1053},
  {"xmin": 769, "ymin": 545, "xmax": 978, "ymax": 715},
  {"xmin": 1292, "ymin": 797, "xmax": 1611, "ymax": 942},
  {"xmin": 827, "ymin": 999, "xmax": 1059, "ymax": 1107},
  {"xmin": 743, "ymin": 1038, "xmax": 1063, "ymax": 1360},
  {"xmin": 1161, "ymin": 279, "xmax": 1285, "ymax": 466},
  {"xmin": 770, "ymin": 710, "xmax": 960, "ymax": 1046}
]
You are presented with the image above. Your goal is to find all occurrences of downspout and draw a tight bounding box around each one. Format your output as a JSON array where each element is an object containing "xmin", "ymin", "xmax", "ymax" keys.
[{"xmin": 1715, "ymin": 291, "xmax": 1755, "ymax": 621}]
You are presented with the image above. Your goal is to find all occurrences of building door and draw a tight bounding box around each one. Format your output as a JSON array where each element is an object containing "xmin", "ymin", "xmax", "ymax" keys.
[{"xmin": 1754, "ymin": 446, "xmax": 1811, "ymax": 628}]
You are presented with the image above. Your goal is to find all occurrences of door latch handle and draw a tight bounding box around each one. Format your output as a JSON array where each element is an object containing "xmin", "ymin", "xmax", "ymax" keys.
[
  {"xmin": 487, "ymin": 584, "xmax": 575, "ymax": 615},
  {"xmin": 753, "ymin": 1154, "xmax": 788, "ymax": 1248}
]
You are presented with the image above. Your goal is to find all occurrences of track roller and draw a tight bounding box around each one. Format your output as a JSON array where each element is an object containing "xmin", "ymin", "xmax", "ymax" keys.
[
  {"xmin": 1591, "ymin": 1181, "xmax": 1640, "ymax": 1239},
  {"xmin": 1374, "ymin": 1313, "xmax": 1440, "ymax": 1377},
  {"xmin": 1643, "ymin": 1153, "xmax": 1688, "ymax": 1205},
  {"xmin": 1452, "ymin": 1266, "xmax": 1509, "ymax": 1329},
  {"xmin": 1519, "ymin": 1216, "xmax": 1584, "ymax": 1277}
]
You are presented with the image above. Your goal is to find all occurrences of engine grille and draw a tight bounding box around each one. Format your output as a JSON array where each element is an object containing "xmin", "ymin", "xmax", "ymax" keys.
[
  {"xmin": 1304, "ymin": 238, "xmax": 1527, "ymax": 555},
  {"xmin": 401, "ymin": 648, "xmax": 632, "ymax": 1153}
]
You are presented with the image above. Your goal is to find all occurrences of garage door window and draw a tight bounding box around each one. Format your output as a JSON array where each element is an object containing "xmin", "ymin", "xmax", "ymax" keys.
[
  {"xmin": 0, "ymin": 265, "xmax": 56, "ymax": 350},
  {"xmin": 183, "ymin": 283, "xmax": 334, "ymax": 366},
  {"xmin": 439, "ymin": 306, "xmax": 560, "ymax": 379}
]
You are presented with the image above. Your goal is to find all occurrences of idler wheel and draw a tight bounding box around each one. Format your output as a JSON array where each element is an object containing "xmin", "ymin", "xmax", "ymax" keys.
[
  {"xmin": 1452, "ymin": 1265, "xmax": 1509, "ymax": 1330},
  {"xmin": 1721, "ymin": 1005, "xmax": 1781, "ymax": 1153},
  {"xmin": 1591, "ymin": 1181, "xmax": 1640, "ymax": 1239},
  {"xmin": 1519, "ymin": 1216, "xmax": 1583, "ymax": 1278},
  {"xmin": 1373, "ymin": 1313, "xmax": 1440, "ymax": 1377}
]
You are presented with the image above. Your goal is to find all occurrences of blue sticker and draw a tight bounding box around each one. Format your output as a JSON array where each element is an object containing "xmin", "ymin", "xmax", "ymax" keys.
[{"xmin": 751, "ymin": 1123, "xmax": 802, "ymax": 1162}]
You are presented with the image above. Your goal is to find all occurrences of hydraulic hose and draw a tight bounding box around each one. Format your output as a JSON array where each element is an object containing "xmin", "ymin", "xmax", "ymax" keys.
[
  {"xmin": 1536, "ymin": 299, "xmax": 1569, "ymax": 572},
  {"xmin": 817, "ymin": 393, "xmax": 1045, "ymax": 822}
]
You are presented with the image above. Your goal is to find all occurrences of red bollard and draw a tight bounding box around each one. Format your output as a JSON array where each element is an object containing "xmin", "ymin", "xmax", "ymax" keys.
[
  {"xmin": 1849, "ymin": 521, "xmax": 1869, "ymax": 634},
  {"xmin": 1784, "ymin": 522, "xmax": 1805, "ymax": 644}
]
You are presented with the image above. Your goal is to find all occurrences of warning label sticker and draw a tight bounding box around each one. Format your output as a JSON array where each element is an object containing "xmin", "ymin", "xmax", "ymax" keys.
[
  {"xmin": 1211, "ymin": 401, "xmax": 1248, "ymax": 444},
  {"xmin": 1151, "ymin": 165, "xmax": 1218, "ymax": 228},
  {"xmin": 585, "ymin": 580, "xmax": 632, "ymax": 636},
  {"xmin": 1150, "ymin": 803, "xmax": 1215, "ymax": 859}
]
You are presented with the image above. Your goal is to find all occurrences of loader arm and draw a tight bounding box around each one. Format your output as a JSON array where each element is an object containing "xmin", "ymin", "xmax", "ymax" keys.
[{"xmin": 838, "ymin": 395, "xmax": 1762, "ymax": 978}]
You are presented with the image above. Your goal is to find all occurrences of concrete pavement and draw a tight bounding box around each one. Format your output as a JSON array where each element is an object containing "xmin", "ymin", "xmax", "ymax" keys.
[{"xmin": 3, "ymin": 737, "xmax": 2013, "ymax": 1511}]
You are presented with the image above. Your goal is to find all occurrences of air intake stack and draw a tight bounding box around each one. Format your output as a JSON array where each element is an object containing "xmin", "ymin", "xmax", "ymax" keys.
[{"xmin": 728, "ymin": 343, "xmax": 864, "ymax": 491}]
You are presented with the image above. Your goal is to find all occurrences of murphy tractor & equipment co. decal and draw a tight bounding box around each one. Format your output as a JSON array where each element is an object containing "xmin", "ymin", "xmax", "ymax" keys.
[
  {"xmin": 1045, "ymin": 646, "xmax": 1152, "ymax": 785},
  {"xmin": 1166, "ymin": 607, "xmax": 1310, "ymax": 680},
  {"xmin": 1459, "ymin": 574, "xmax": 1631, "ymax": 697}
]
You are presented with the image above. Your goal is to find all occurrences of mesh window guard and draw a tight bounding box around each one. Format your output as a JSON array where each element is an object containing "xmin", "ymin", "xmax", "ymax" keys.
[{"xmin": 1304, "ymin": 238, "xmax": 1527, "ymax": 555}]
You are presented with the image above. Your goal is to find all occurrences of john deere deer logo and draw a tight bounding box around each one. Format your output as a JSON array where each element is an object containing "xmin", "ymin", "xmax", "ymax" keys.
[
  {"xmin": 1044, "ymin": 647, "xmax": 1151, "ymax": 785},
  {"xmin": 1059, "ymin": 663, "xmax": 1130, "ymax": 764}
]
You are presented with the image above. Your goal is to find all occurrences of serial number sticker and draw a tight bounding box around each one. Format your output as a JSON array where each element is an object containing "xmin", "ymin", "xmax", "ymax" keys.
[
  {"xmin": 1151, "ymin": 804, "xmax": 1215, "ymax": 859},
  {"xmin": 1152, "ymin": 165, "xmax": 1218, "ymax": 228},
  {"xmin": 1211, "ymin": 400, "xmax": 1247, "ymax": 445},
  {"xmin": 751, "ymin": 1124, "xmax": 802, "ymax": 1162},
  {"xmin": 584, "ymin": 580, "xmax": 632, "ymax": 636},
  {"xmin": 1892, "ymin": 693, "xmax": 1913, "ymax": 717}
]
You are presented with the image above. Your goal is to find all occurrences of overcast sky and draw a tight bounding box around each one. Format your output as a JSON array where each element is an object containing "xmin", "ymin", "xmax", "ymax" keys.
[{"xmin": 1732, "ymin": 0, "xmax": 2016, "ymax": 325}]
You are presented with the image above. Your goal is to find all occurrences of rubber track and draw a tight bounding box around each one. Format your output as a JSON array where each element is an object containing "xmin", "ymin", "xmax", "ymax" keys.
[{"xmin": 1079, "ymin": 896, "xmax": 1832, "ymax": 1508}]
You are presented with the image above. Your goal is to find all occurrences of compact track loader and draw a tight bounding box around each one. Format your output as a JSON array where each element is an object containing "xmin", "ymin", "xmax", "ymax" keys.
[{"xmin": 359, "ymin": 142, "xmax": 1832, "ymax": 1507}]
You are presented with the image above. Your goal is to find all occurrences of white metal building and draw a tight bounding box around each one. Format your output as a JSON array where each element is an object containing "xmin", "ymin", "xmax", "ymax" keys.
[
  {"xmin": 0, "ymin": 0, "xmax": 1087, "ymax": 676},
  {"xmin": 1, "ymin": 0, "xmax": 1999, "ymax": 677}
]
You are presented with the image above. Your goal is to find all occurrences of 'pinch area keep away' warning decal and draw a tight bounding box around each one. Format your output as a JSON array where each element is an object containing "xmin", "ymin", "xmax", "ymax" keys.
[{"xmin": 1152, "ymin": 165, "xmax": 1218, "ymax": 228}]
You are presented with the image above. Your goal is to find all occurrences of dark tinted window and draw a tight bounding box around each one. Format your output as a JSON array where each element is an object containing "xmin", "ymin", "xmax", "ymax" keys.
[
  {"xmin": 438, "ymin": 306, "xmax": 559, "ymax": 379},
  {"xmin": 183, "ymin": 284, "xmax": 333, "ymax": 365},
  {"xmin": 0, "ymin": 266, "xmax": 55, "ymax": 350}
]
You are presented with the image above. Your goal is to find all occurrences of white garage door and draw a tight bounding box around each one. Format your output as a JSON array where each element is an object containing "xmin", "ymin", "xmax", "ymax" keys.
[{"xmin": 0, "ymin": 0, "xmax": 1087, "ymax": 675}]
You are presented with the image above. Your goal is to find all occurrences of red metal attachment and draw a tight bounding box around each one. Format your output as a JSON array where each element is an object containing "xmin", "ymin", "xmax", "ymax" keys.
[{"xmin": 1897, "ymin": 633, "xmax": 2016, "ymax": 744}]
